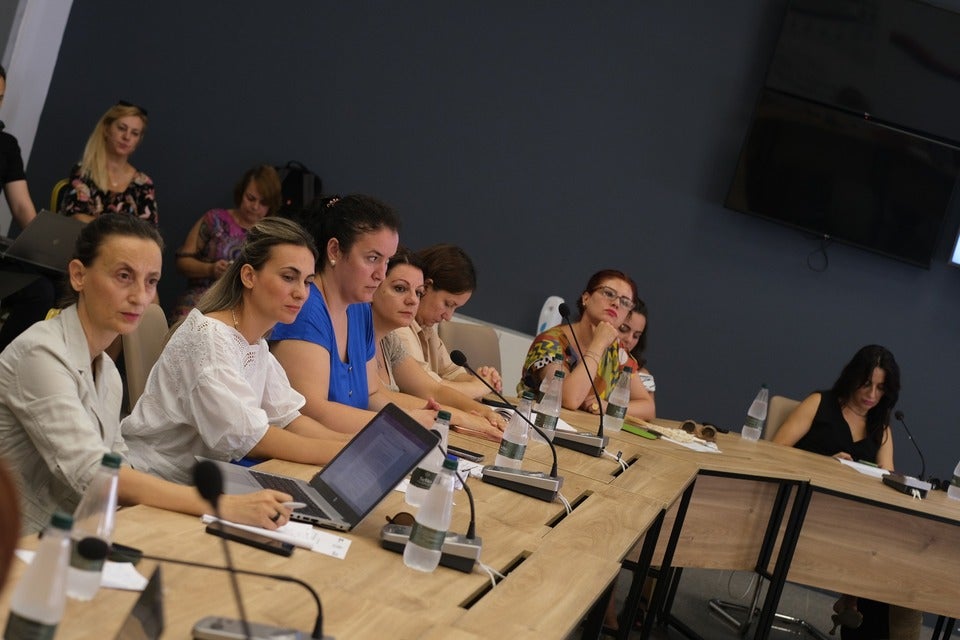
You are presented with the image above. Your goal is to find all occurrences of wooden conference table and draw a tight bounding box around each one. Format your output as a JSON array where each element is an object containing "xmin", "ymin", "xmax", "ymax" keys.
[
  {"xmin": 0, "ymin": 450, "xmax": 680, "ymax": 640},
  {"xmin": 3, "ymin": 409, "xmax": 958, "ymax": 639},
  {"xmin": 557, "ymin": 410, "xmax": 960, "ymax": 639}
]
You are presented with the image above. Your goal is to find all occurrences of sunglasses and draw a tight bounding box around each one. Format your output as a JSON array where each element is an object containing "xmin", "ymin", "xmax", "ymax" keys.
[{"xmin": 116, "ymin": 100, "xmax": 149, "ymax": 117}]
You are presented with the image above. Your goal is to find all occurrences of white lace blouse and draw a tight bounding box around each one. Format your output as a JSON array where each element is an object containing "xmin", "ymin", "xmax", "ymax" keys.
[{"xmin": 121, "ymin": 309, "xmax": 305, "ymax": 485}]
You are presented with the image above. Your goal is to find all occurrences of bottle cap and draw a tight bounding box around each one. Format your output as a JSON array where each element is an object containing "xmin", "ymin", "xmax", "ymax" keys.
[
  {"xmin": 442, "ymin": 455, "xmax": 459, "ymax": 470},
  {"xmin": 554, "ymin": 370, "xmax": 565, "ymax": 379},
  {"xmin": 437, "ymin": 410, "xmax": 452, "ymax": 421},
  {"xmin": 101, "ymin": 452, "xmax": 122, "ymax": 469},
  {"xmin": 50, "ymin": 512, "xmax": 73, "ymax": 531},
  {"xmin": 521, "ymin": 391, "xmax": 536, "ymax": 400}
]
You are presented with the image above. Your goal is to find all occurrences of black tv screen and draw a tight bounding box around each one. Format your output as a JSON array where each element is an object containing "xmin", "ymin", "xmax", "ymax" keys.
[
  {"xmin": 726, "ymin": 89, "xmax": 960, "ymax": 267},
  {"xmin": 767, "ymin": 0, "xmax": 960, "ymax": 144}
]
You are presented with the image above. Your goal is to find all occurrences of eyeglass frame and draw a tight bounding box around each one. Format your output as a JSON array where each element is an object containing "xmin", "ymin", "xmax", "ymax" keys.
[{"xmin": 591, "ymin": 285, "xmax": 635, "ymax": 310}]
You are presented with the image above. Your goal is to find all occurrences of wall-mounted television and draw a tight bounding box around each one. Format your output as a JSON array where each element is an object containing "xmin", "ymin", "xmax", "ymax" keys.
[
  {"xmin": 767, "ymin": 0, "xmax": 960, "ymax": 144},
  {"xmin": 725, "ymin": 89, "xmax": 960, "ymax": 268}
]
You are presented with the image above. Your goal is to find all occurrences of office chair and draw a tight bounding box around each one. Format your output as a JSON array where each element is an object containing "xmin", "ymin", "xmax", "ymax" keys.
[
  {"xmin": 707, "ymin": 394, "xmax": 829, "ymax": 639},
  {"xmin": 49, "ymin": 178, "xmax": 70, "ymax": 212},
  {"xmin": 121, "ymin": 304, "xmax": 168, "ymax": 410},
  {"xmin": 437, "ymin": 320, "xmax": 501, "ymax": 372}
]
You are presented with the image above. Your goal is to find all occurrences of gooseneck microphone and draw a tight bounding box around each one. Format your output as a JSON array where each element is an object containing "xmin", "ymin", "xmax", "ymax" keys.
[
  {"xmin": 551, "ymin": 303, "xmax": 608, "ymax": 457},
  {"xmin": 450, "ymin": 349, "xmax": 563, "ymax": 501},
  {"xmin": 194, "ymin": 460, "xmax": 252, "ymax": 640},
  {"xmin": 77, "ymin": 538, "xmax": 330, "ymax": 639},
  {"xmin": 893, "ymin": 410, "xmax": 927, "ymax": 481}
]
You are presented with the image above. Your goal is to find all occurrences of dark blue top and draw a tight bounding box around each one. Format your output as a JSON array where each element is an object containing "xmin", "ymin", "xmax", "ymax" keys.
[
  {"xmin": 795, "ymin": 389, "xmax": 881, "ymax": 463},
  {"xmin": 270, "ymin": 282, "xmax": 375, "ymax": 409}
]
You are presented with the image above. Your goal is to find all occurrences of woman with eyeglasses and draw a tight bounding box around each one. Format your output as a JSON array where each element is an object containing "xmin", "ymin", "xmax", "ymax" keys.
[
  {"xmin": 61, "ymin": 101, "xmax": 157, "ymax": 225},
  {"xmin": 372, "ymin": 247, "xmax": 505, "ymax": 440},
  {"xmin": 518, "ymin": 269, "xmax": 655, "ymax": 420}
]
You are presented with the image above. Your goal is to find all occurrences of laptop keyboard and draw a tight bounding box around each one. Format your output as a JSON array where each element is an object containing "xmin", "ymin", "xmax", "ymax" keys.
[{"xmin": 249, "ymin": 471, "xmax": 331, "ymax": 520}]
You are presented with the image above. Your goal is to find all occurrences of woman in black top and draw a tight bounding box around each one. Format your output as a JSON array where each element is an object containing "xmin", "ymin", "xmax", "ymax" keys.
[{"xmin": 773, "ymin": 345, "xmax": 916, "ymax": 639}]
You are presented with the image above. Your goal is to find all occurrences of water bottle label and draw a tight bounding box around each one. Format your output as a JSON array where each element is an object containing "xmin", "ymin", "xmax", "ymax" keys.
[
  {"xmin": 4, "ymin": 612, "xmax": 58, "ymax": 640},
  {"xmin": 534, "ymin": 412, "xmax": 558, "ymax": 430},
  {"xmin": 409, "ymin": 467, "xmax": 438, "ymax": 491},
  {"xmin": 409, "ymin": 521, "xmax": 445, "ymax": 551},
  {"xmin": 604, "ymin": 403, "xmax": 627, "ymax": 419},
  {"xmin": 952, "ymin": 473, "xmax": 960, "ymax": 488},
  {"xmin": 497, "ymin": 439, "xmax": 526, "ymax": 461},
  {"xmin": 744, "ymin": 416, "xmax": 763, "ymax": 430},
  {"xmin": 70, "ymin": 540, "xmax": 105, "ymax": 572}
]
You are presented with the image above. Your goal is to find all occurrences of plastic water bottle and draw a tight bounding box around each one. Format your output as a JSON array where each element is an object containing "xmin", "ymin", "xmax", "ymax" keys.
[
  {"xmin": 67, "ymin": 452, "xmax": 121, "ymax": 600},
  {"xmin": 4, "ymin": 512, "xmax": 73, "ymax": 640},
  {"xmin": 603, "ymin": 367, "xmax": 633, "ymax": 432},
  {"xmin": 741, "ymin": 384, "xmax": 768, "ymax": 442},
  {"xmin": 406, "ymin": 411, "xmax": 452, "ymax": 507},
  {"xmin": 537, "ymin": 354, "xmax": 563, "ymax": 401},
  {"xmin": 403, "ymin": 455, "xmax": 459, "ymax": 572},
  {"xmin": 534, "ymin": 370, "xmax": 565, "ymax": 438},
  {"xmin": 494, "ymin": 392, "xmax": 535, "ymax": 469},
  {"xmin": 948, "ymin": 461, "xmax": 960, "ymax": 500}
]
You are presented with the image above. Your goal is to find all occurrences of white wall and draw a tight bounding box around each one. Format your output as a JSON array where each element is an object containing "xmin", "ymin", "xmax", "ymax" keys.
[{"xmin": 448, "ymin": 313, "xmax": 532, "ymax": 396}]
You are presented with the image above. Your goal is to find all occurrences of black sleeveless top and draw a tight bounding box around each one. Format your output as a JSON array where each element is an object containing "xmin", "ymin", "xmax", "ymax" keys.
[{"xmin": 794, "ymin": 390, "xmax": 881, "ymax": 463}]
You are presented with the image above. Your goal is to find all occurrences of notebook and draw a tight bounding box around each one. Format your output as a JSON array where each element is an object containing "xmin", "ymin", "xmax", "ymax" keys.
[
  {"xmin": 114, "ymin": 566, "xmax": 164, "ymax": 640},
  {"xmin": 206, "ymin": 403, "xmax": 439, "ymax": 531},
  {"xmin": 0, "ymin": 210, "xmax": 85, "ymax": 273}
]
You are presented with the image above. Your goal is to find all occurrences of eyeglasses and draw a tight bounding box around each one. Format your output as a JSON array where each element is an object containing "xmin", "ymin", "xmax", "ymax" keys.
[
  {"xmin": 592, "ymin": 286, "xmax": 635, "ymax": 310},
  {"xmin": 116, "ymin": 100, "xmax": 149, "ymax": 117}
]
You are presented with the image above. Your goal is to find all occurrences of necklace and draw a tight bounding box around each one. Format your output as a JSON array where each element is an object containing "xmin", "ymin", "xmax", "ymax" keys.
[{"xmin": 231, "ymin": 307, "xmax": 240, "ymax": 332}]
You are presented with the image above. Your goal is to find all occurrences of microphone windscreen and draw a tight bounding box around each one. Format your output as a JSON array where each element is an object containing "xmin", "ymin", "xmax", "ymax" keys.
[
  {"xmin": 894, "ymin": 410, "xmax": 905, "ymax": 420},
  {"xmin": 450, "ymin": 349, "xmax": 467, "ymax": 367},
  {"xmin": 76, "ymin": 537, "xmax": 109, "ymax": 561},
  {"xmin": 558, "ymin": 302, "xmax": 571, "ymax": 319},
  {"xmin": 194, "ymin": 460, "xmax": 224, "ymax": 506}
]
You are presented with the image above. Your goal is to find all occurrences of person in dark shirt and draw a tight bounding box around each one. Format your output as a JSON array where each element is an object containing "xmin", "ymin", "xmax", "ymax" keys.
[
  {"xmin": 773, "ymin": 345, "xmax": 919, "ymax": 639},
  {"xmin": 0, "ymin": 64, "xmax": 51, "ymax": 353}
]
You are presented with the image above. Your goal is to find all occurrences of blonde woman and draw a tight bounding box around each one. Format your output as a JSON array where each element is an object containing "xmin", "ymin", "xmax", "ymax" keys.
[{"xmin": 61, "ymin": 101, "xmax": 157, "ymax": 225}]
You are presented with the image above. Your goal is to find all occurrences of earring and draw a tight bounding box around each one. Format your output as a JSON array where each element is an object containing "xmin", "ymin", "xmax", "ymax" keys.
[{"xmin": 330, "ymin": 259, "xmax": 336, "ymax": 267}]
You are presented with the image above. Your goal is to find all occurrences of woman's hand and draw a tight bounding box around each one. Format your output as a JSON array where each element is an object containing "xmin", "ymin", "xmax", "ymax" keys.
[
  {"xmin": 588, "ymin": 320, "xmax": 620, "ymax": 352},
  {"xmin": 454, "ymin": 411, "xmax": 503, "ymax": 442},
  {"xmin": 219, "ymin": 490, "xmax": 293, "ymax": 530},
  {"xmin": 476, "ymin": 366, "xmax": 503, "ymax": 393},
  {"xmin": 481, "ymin": 407, "xmax": 507, "ymax": 432},
  {"xmin": 211, "ymin": 259, "xmax": 230, "ymax": 278},
  {"xmin": 408, "ymin": 398, "xmax": 440, "ymax": 428},
  {"xmin": 832, "ymin": 451, "xmax": 854, "ymax": 462}
]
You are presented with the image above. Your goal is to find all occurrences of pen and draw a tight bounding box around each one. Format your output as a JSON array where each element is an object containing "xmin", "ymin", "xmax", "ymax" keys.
[
  {"xmin": 282, "ymin": 502, "xmax": 307, "ymax": 509},
  {"xmin": 856, "ymin": 459, "xmax": 878, "ymax": 468}
]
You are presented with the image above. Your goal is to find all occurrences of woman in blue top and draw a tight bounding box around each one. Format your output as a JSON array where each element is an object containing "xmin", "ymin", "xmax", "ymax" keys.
[{"xmin": 271, "ymin": 195, "xmax": 436, "ymax": 433}]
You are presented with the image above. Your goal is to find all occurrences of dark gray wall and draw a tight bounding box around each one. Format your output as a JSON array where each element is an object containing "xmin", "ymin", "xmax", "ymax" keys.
[{"xmin": 27, "ymin": 1, "xmax": 960, "ymax": 481}]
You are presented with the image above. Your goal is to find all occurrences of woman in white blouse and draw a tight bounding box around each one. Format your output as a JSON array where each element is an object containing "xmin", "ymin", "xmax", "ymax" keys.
[
  {"xmin": 122, "ymin": 217, "xmax": 349, "ymax": 485},
  {"xmin": 0, "ymin": 214, "xmax": 292, "ymax": 534}
]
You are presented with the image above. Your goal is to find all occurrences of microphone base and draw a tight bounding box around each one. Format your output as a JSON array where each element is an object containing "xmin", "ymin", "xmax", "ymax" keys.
[
  {"xmin": 882, "ymin": 473, "xmax": 932, "ymax": 499},
  {"xmin": 193, "ymin": 615, "xmax": 334, "ymax": 640},
  {"xmin": 480, "ymin": 465, "xmax": 563, "ymax": 502},
  {"xmin": 379, "ymin": 525, "xmax": 482, "ymax": 573},
  {"xmin": 552, "ymin": 430, "xmax": 608, "ymax": 457}
]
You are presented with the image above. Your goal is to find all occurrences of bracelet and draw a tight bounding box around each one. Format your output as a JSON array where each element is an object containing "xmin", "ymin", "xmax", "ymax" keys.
[{"xmin": 582, "ymin": 352, "xmax": 600, "ymax": 368}]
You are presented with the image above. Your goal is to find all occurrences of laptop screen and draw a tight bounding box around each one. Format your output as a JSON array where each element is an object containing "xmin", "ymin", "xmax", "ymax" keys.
[
  {"xmin": 114, "ymin": 566, "xmax": 164, "ymax": 640},
  {"xmin": 312, "ymin": 404, "xmax": 438, "ymax": 519}
]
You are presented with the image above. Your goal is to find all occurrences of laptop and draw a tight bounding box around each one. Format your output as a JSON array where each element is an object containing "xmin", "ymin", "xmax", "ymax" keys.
[
  {"xmin": 0, "ymin": 210, "xmax": 85, "ymax": 273},
  {"xmin": 114, "ymin": 566, "xmax": 164, "ymax": 640},
  {"xmin": 206, "ymin": 403, "xmax": 439, "ymax": 531}
]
